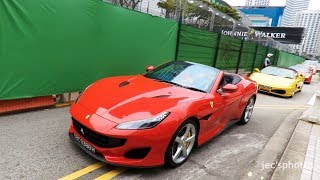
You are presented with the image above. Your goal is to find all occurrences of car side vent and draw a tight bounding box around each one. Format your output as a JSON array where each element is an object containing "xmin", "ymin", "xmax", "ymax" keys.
[
  {"xmin": 152, "ymin": 95, "xmax": 170, "ymax": 98},
  {"xmin": 118, "ymin": 81, "xmax": 130, "ymax": 87}
]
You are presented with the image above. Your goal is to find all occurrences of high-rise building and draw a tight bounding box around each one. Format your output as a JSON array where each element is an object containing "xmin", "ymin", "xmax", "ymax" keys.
[
  {"xmin": 294, "ymin": 10, "xmax": 320, "ymax": 56},
  {"xmin": 281, "ymin": 0, "xmax": 310, "ymax": 27},
  {"xmin": 245, "ymin": 0, "xmax": 270, "ymax": 6},
  {"xmin": 238, "ymin": 6, "xmax": 285, "ymax": 27}
]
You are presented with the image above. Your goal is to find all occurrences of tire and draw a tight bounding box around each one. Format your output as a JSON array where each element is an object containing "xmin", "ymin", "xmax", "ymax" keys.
[
  {"xmin": 165, "ymin": 119, "xmax": 198, "ymax": 168},
  {"xmin": 298, "ymin": 85, "xmax": 303, "ymax": 92},
  {"xmin": 238, "ymin": 96, "xmax": 255, "ymax": 125},
  {"xmin": 289, "ymin": 91, "xmax": 295, "ymax": 98}
]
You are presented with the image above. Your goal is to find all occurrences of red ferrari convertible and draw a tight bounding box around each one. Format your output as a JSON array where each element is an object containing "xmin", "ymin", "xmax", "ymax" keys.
[
  {"xmin": 289, "ymin": 64, "xmax": 313, "ymax": 84},
  {"xmin": 69, "ymin": 61, "xmax": 257, "ymax": 167}
]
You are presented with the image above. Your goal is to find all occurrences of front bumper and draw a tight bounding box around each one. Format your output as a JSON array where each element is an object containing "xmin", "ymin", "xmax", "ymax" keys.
[
  {"xmin": 68, "ymin": 103, "xmax": 175, "ymax": 167},
  {"xmin": 257, "ymin": 84, "xmax": 295, "ymax": 97},
  {"xmin": 69, "ymin": 132, "xmax": 107, "ymax": 163},
  {"xmin": 304, "ymin": 76, "xmax": 312, "ymax": 84}
]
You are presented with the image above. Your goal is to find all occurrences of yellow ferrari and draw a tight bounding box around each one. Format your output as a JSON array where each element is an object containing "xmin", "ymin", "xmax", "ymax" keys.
[{"xmin": 249, "ymin": 66, "xmax": 305, "ymax": 98}]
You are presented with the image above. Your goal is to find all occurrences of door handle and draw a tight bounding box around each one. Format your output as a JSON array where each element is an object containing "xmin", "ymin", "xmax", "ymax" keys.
[{"xmin": 217, "ymin": 89, "xmax": 228, "ymax": 97}]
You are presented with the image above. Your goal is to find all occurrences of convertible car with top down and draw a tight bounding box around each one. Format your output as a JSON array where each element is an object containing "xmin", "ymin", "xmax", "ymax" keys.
[
  {"xmin": 249, "ymin": 66, "xmax": 304, "ymax": 98},
  {"xmin": 289, "ymin": 64, "xmax": 313, "ymax": 84},
  {"xmin": 68, "ymin": 61, "xmax": 257, "ymax": 167}
]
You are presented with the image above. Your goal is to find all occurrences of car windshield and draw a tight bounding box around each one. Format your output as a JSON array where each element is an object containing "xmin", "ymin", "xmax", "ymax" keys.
[
  {"xmin": 304, "ymin": 60, "xmax": 318, "ymax": 66},
  {"xmin": 290, "ymin": 66, "xmax": 310, "ymax": 74},
  {"xmin": 144, "ymin": 61, "xmax": 220, "ymax": 93},
  {"xmin": 261, "ymin": 66, "xmax": 295, "ymax": 79}
]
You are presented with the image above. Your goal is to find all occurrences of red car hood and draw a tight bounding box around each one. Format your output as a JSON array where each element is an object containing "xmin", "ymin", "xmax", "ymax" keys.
[{"xmin": 78, "ymin": 75, "xmax": 205, "ymax": 123}]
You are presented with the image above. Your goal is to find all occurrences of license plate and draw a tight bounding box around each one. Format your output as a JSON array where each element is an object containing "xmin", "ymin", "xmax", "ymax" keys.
[
  {"xmin": 74, "ymin": 133, "xmax": 96, "ymax": 154},
  {"xmin": 259, "ymin": 85, "xmax": 271, "ymax": 90}
]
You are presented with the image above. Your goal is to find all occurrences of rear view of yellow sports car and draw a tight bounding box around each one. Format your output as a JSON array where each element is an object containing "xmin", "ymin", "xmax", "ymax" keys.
[{"xmin": 249, "ymin": 66, "xmax": 305, "ymax": 98}]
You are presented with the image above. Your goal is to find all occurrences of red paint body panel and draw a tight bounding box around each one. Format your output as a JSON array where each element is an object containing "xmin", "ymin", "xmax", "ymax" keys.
[
  {"xmin": 304, "ymin": 74, "xmax": 313, "ymax": 84},
  {"xmin": 70, "ymin": 103, "xmax": 176, "ymax": 167},
  {"xmin": 69, "ymin": 68, "xmax": 257, "ymax": 167},
  {"xmin": 79, "ymin": 75, "xmax": 206, "ymax": 123}
]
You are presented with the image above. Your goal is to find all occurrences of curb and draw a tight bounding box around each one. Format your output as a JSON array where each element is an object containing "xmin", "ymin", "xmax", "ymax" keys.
[
  {"xmin": 240, "ymin": 109, "xmax": 304, "ymax": 180},
  {"xmin": 269, "ymin": 120, "xmax": 312, "ymax": 180}
]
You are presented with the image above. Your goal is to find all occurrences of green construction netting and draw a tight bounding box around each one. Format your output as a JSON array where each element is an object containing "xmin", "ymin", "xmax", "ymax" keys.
[
  {"xmin": 238, "ymin": 41, "xmax": 257, "ymax": 73},
  {"xmin": 215, "ymin": 35, "xmax": 242, "ymax": 72},
  {"xmin": 177, "ymin": 25, "xmax": 219, "ymax": 66},
  {"xmin": 176, "ymin": 25, "xmax": 306, "ymax": 73},
  {"xmin": 0, "ymin": 0, "xmax": 178, "ymax": 100},
  {"xmin": 277, "ymin": 51, "xmax": 305, "ymax": 67},
  {"xmin": 253, "ymin": 45, "xmax": 268, "ymax": 69}
]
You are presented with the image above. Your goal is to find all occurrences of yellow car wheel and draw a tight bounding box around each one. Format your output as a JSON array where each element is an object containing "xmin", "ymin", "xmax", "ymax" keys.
[
  {"xmin": 298, "ymin": 85, "xmax": 303, "ymax": 92},
  {"xmin": 290, "ymin": 91, "xmax": 295, "ymax": 98}
]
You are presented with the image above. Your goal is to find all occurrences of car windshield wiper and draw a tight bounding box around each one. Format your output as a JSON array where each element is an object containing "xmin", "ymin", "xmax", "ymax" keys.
[
  {"xmin": 283, "ymin": 76, "xmax": 293, "ymax": 79},
  {"xmin": 181, "ymin": 86, "xmax": 207, "ymax": 93},
  {"xmin": 153, "ymin": 79, "xmax": 180, "ymax": 86},
  {"xmin": 154, "ymin": 79, "xmax": 206, "ymax": 93},
  {"xmin": 265, "ymin": 73, "xmax": 277, "ymax": 76},
  {"xmin": 154, "ymin": 79, "xmax": 186, "ymax": 88}
]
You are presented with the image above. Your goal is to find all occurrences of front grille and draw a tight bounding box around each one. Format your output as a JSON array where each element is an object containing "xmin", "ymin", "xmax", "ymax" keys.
[
  {"xmin": 124, "ymin": 148, "xmax": 151, "ymax": 159},
  {"xmin": 72, "ymin": 118, "xmax": 126, "ymax": 148},
  {"xmin": 259, "ymin": 85, "xmax": 271, "ymax": 90},
  {"xmin": 271, "ymin": 90, "xmax": 286, "ymax": 95}
]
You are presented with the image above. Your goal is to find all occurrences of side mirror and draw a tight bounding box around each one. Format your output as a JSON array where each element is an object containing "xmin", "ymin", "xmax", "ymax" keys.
[
  {"xmin": 221, "ymin": 84, "xmax": 238, "ymax": 92},
  {"xmin": 253, "ymin": 68, "xmax": 260, "ymax": 73},
  {"xmin": 146, "ymin": 65, "xmax": 154, "ymax": 72},
  {"xmin": 298, "ymin": 73, "xmax": 304, "ymax": 78}
]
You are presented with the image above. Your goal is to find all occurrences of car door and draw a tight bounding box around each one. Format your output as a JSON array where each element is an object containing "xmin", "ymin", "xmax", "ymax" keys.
[
  {"xmin": 197, "ymin": 73, "xmax": 242, "ymax": 143},
  {"xmin": 196, "ymin": 73, "xmax": 230, "ymax": 143},
  {"xmin": 196, "ymin": 92, "xmax": 229, "ymax": 144},
  {"xmin": 218, "ymin": 83, "xmax": 244, "ymax": 121}
]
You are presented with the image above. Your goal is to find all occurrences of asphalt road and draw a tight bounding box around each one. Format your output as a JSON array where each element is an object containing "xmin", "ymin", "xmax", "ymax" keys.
[{"xmin": 0, "ymin": 76, "xmax": 319, "ymax": 180}]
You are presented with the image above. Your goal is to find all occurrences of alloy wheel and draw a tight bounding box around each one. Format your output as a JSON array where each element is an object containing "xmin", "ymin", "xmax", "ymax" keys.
[
  {"xmin": 171, "ymin": 123, "xmax": 196, "ymax": 164},
  {"xmin": 244, "ymin": 98, "xmax": 254, "ymax": 122}
]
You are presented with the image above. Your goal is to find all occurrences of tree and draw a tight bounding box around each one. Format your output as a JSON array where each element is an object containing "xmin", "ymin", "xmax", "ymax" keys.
[
  {"xmin": 157, "ymin": 0, "xmax": 176, "ymax": 18},
  {"xmin": 117, "ymin": 0, "xmax": 141, "ymax": 9},
  {"xmin": 157, "ymin": 0, "xmax": 240, "ymax": 21},
  {"xmin": 198, "ymin": 0, "xmax": 240, "ymax": 20}
]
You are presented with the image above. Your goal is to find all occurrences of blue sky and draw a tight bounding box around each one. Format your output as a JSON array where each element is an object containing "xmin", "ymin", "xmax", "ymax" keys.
[{"xmin": 223, "ymin": 0, "xmax": 320, "ymax": 10}]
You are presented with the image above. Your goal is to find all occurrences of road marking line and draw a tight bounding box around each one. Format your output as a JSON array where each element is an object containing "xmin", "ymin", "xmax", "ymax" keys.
[
  {"xmin": 307, "ymin": 93, "xmax": 316, "ymax": 105},
  {"xmin": 254, "ymin": 107, "xmax": 307, "ymax": 110},
  {"xmin": 58, "ymin": 162, "xmax": 105, "ymax": 180},
  {"xmin": 255, "ymin": 105, "xmax": 310, "ymax": 107},
  {"xmin": 94, "ymin": 167, "xmax": 126, "ymax": 180}
]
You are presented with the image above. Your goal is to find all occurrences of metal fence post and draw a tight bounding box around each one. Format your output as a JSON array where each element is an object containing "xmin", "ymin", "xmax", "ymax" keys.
[
  {"xmin": 251, "ymin": 43, "xmax": 259, "ymax": 72},
  {"xmin": 235, "ymin": 40, "xmax": 245, "ymax": 74},
  {"xmin": 174, "ymin": 0, "xmax": 183, "ymax": 61},
  {"xmin": 175, "ymin": 0, "xmax": 181, "ymax": 22},
  {"xmin": 209, "ymin": 12, "xmax": 215, "ymax": 32},
  {"xmin": 213, "ymin": 33, "xmax": 221, "ymax": 67},
  {"xmin": 274, "ymin": 50, "xmax": 279, "ymax": 66},
  {"xmin": 174, "ymin": 22, "xmax": 182, "ymax": 61}
]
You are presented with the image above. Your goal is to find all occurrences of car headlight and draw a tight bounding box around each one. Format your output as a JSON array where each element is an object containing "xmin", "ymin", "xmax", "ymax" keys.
[{"xmin": 116, "ymin": 112, "xmax": 170, "ymax": 130}]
